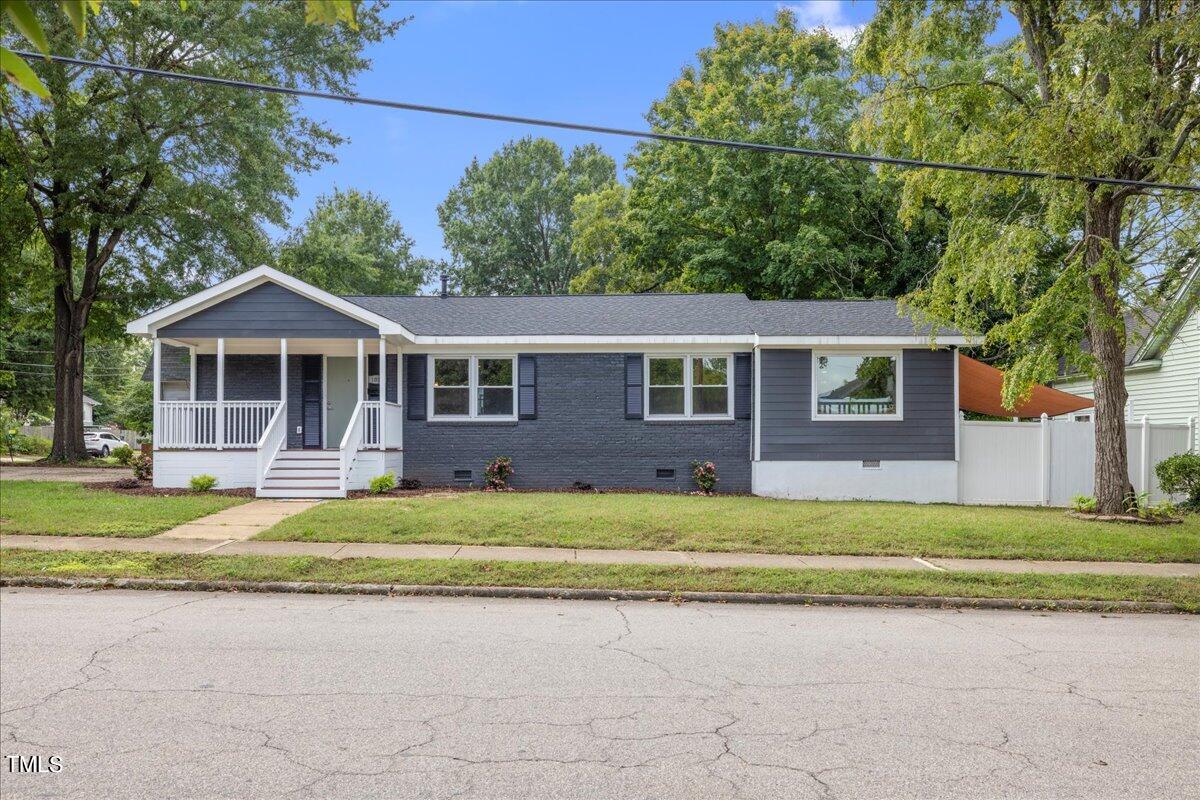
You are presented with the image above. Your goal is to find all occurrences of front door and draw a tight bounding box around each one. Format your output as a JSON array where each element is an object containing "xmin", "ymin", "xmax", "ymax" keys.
[
  {"xmin": 326, "ymin": 357, "xmax": 358, "ymax": 448},
  {"xmin": 301, "ymin": 355, "xmax": 323, "ymax": 448}
]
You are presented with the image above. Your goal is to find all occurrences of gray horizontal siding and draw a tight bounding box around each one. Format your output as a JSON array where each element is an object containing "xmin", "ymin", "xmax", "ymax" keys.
[
  {"xmin": 402, "ymin": 353, "xmax": 751, "ymax": 491},
  {"xmin": 760, "ymin": 348, "xmax": 955, "ymax": 461},
  {"xmin": 160, "ymin": 282, "xmax": 378, "ymax": 339}
]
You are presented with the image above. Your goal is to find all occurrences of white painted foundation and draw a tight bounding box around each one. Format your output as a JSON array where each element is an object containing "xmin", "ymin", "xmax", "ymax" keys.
[
  {"xmin": 154, "ymin": 450, "xmax": 258, "ymax": 489},
  {"xmin": 753, "ymin": 460, "xmax": 959, "ymax": 504},
  {"xmin": 347, "ymin": 450, "xmax": 404, "ymax": 490}
]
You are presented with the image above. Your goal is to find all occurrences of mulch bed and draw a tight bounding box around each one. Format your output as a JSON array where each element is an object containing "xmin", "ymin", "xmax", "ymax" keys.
[
  {"xmin": 90, "ymin": 480, "xmax": 256, "ymax": 498},
  {"xmin": 345, "ymin": 485, "xmax": 750, "ymax": 499},
  {"xmin": 1066, "ymin": 510, "xmax": 1184, "ymax": 525}
]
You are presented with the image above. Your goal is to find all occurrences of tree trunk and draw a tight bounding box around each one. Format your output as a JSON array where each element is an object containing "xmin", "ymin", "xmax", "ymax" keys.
[
  {"xmin": 49, "ymin": 283, "xmax": 90, "ymax": 462},
  {"xmin": 1084, "ymin": 195, "xmax": 1132, "ymax": 515}
]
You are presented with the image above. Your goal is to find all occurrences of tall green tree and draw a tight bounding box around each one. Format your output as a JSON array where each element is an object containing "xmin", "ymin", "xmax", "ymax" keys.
[
  {"xmin": 1, "ymin": 0, "xmax": 401, "ymax": 460},
  {"xmin": 570, "ymin": 9, "xmax": 945, "ymax": 299},
  {"xmin": 438, "ymin": 137, "xmax": 617, "ymax": 295},
  {"xmin": 855, "ymin": 0, "xmax": 1199, "ymax": 513},
  {"xmin": 277, "ymin": 188, "xmax": 430, "ymax": 295}
]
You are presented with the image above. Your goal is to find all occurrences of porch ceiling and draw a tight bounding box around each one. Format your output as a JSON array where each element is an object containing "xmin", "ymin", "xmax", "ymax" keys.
[{"xmin": 162, "ymin": 337, "xmax": 402, "ymax": 355}]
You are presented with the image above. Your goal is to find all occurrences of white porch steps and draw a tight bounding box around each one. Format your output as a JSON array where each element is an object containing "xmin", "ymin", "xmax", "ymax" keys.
[{"xmin": 257, "ymin": 450, "xmax": 345, "ymax": 498}]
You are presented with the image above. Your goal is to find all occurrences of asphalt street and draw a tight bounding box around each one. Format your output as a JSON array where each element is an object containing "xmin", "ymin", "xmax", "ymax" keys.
[{"xmin": 1, "ymin": 588, "xmax": 1196, "ymax": 799}]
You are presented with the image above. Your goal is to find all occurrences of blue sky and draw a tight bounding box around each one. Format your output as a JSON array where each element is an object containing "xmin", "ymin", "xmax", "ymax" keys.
[{"xmin": 287, "ymin": 1, "xmax": 1012, "ymax": 281}]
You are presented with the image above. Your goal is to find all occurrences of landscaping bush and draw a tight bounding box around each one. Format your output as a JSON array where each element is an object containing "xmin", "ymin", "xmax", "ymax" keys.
[
  {"xmin": 112, "ymin": 478, "xmax": 140, "ymax": 490},
  {"xmin": 190, "ymin": 474, "xmax": 218, "ymax": 492},
  {"xmin": 691, "ymin": 460, "xmax": 719, "ymax": 494},
  {"xmin": 1071, "ymin": 495, "xmax": 1098, "ymax": 513},
  {"xmin": 1156, "ymin": 452, "xmax": 1200, "ymax": 510},
  {"xmin": 484, "ymin": 456, "xmax": 514, "ymax": 491},
  {"xmin": 398, "ymin": 477, "xmax": 422, "ymax": 490},
  {"xmin": 369, "ymin": 473, "xmax": 397, "ymax": 494},
  {"xmin": 131, "ymin": 453, "xmax": 153, "ymax": 481},
  {"xmin": 111, "ymin": 444, "xmax": 135, "ymax": 465},
  {"xmin": 572, "ymin": 480, "xmax": 594, "ymax": 492}
]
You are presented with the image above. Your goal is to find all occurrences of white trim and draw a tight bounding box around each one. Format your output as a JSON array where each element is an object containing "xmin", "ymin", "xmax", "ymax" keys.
[
  {"xmin": 378, "ymin": 336, "xmax": 386, "ymax": 451},
  {"xmin": 811, "ymin": 349, "xmax": 904, "ymax": 422},
  {"xmin": 952, "ymin": 346, "xmax": 960, "ymax": 463},
  {"xmin": 427, "ymin": 354, "xmax": 518, "ymax": 421},
  {"xmin": 321, "ymin": 355, "xmax": 328, "ymax": 448},
  {"xmin": 279, "ymin": 339, "xmax": 288, "ymax": 450},
  {"xmin": 759, "ymin": 336, "xmax": 970, "ymax": 347},
  {"xmin": 188, "ymin": 346, "xmax": 196, "ymax": 402},
  {"xmin": 125, "ymin": 265, "xmax": 414, "ymax": 338},
  {"xmin": 643, "ymin": 354, "xmax": 735, "ymax": 421},
  {"xmin": 753, "ymin": 340, "xmax": 761, "ymax": 461},
  {"xmin": 152, "ymin": 339, "xmax": 161, "ymax": 449},
  {"xmin": 356, "ymin": 339, "xmax": 365, "ymax": 404},
  {"xmin": 216, "ymin": 338, "xmax": 225, "ymax": 450}
]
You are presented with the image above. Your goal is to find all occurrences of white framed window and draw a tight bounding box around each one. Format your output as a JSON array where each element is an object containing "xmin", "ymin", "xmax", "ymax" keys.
[
  {"xmin": 812, "ymin": 351, "xmax": 903, "ymax": 421},
  {"xmin": 645, "ymin": 354, "xmax": 733, "ymax": 419},
  {"xmin": 428, "ymin": 355, "xmax": 516, "ymax": 420},
  {"xmin": 1070, "ymin": 411, "xmax": 1093, "ymax": 423}
]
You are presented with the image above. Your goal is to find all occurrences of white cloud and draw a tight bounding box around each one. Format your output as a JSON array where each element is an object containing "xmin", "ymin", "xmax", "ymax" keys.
[{"xmin": 781, "ymin": 1, "xmax": 865, "ymax": 47}]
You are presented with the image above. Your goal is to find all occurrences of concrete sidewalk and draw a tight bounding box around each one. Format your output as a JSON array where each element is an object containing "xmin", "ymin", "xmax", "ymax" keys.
[
  {"xmin": 152, "ymin": 499, "xmax": 321, "ymax": 541},
  {"xmin": 1, "ymin": 533, "xmax": 1197, "ymax": 577}
]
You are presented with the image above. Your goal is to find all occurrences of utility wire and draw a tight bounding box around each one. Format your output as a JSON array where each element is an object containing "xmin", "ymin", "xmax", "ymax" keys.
[{"xmin": 15, "ymin": 50, "xmax": 1200, "ymax": 194}]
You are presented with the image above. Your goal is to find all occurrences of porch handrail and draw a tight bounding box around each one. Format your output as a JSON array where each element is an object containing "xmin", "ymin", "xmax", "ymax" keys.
[
  {"xmin": 156, "ymin": 400, "xmax": 280, "ymax": 450},
  {"xmin": 255, "ymin": 401, "xmax": 288, "ymax": 492},
  {"xmin": 383, "ymin": 400, "xmax": 403, "ymax": 449},
  {"xmin": 338, "ymin": 400, "xmax": 366, "ymax": 493}
]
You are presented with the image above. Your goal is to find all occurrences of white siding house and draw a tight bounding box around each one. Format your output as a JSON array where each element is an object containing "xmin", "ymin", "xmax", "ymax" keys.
[{"xmin": 1052, "ymin": 277, "xmax": 1199, "ymax": 448}]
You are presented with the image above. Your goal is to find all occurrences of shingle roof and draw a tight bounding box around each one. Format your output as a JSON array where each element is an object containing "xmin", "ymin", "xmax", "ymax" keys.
[
  {"xmin": 343, "ymin": 293, "xmax": 959, "ymax": 338},
  {"xmin": 343, "ymin": 293, "xmax": 758, "ymax": 336}
]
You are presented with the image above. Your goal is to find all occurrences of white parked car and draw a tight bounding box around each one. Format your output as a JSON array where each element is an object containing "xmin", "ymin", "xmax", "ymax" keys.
[{"xmin": 85, "ymin": 431, "xmax": 126, "ymax": 457}]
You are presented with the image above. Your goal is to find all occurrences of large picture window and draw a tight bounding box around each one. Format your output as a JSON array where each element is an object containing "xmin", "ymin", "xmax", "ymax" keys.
[
  {"xmin": 646, "ymin": 355, "xmax": 732, "ymax": 419},
  {"xmin": 430, "ymin": 356, "xmax": 516, "ymax": 419},
  {"xmin": 812, "ymin": 352, "xmax": 902, "ymax": 420}
]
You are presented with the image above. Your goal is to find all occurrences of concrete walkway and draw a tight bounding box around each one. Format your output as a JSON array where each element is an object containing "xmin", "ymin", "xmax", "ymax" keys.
[
  {"xmin": 151, "ymin": 499, "xmax": 321, "ymax": 541},
  {"xmin": 1, "ymin": 533, "xmax": 1197, "ymax": 577}
]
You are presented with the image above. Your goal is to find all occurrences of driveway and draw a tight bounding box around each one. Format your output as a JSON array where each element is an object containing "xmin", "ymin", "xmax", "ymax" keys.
[
  {"xmin": 0, "ymin": 465, "xmax": 131, "ymax": 483},
  {"xmin": 0, "ymin": 590, "xmax": 1195, "ymax": 800}
]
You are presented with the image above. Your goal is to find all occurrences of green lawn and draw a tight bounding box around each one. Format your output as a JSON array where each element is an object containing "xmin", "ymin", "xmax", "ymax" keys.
[
  {"xmin": 257, "ymin": 492, "xmax": 1200, "ymax": 563},
  {"xmin": 3, "ymin": 548, "xmax": 1196, "ymax": 610},
  {"xmin": 0, "ymin": 481, "xmax": 247, "ymax": 537}
]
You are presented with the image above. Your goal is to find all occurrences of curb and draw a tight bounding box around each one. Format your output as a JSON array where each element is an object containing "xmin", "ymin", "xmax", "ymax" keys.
[{"xmin": 0, "ymin": 575, "xmax": 1185, "ymax": 613}]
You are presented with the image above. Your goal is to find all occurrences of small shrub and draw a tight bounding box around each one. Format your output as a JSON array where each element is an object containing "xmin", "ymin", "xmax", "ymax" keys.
[
  {"xmin": 369, "ymin": 473, "xmax": 397, "ymax": 494},
  {"xmin": 691, "ymin": 460, "xmax": 718, "ymax": 494},
  {"xmin": 19, "ymin": 435, "xmax": 52, "ymax": 456},
  {"xmin": 484, "ymin": 456, "xmax": 514, "ymax": 491},
  {"xmin": 130, "ymin": 453, "xmax": 153, "ymax": 481},
  {"xmin": 1156, "ymin": 452, "xmax": 1200, "ymax": 509},
  {"xmin": 571, "ymin": 480, "xmax": 594, "ymax": 492},
  {"xmin": 398, "ymin": 477, "xmax": 422, "ymax": 490},
  {"xmin": 112, "ymin": 478, "xmax": 140, "ymax": 490},
  {"xmin": 190, "ymin": 474, "xmax": 218, "ymax": 492},
  {"xmin": 111, "ymin": 444, "xmax": 135, "ymax": 465},
  {"xmin": 1070, "ymin": 495, "xmax": 1097, "ymax": 513}
]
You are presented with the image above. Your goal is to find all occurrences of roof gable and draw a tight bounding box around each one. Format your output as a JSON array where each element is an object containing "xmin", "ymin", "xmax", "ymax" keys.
[{"xmin": 159, "ymin": 282, "xmax": 379, "ymax": 339}]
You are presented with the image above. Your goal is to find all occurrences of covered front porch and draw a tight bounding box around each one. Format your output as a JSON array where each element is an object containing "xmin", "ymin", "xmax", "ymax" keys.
[{"xmin": 150, "ymin": 336, "xmax": 403, "ymax": 496}]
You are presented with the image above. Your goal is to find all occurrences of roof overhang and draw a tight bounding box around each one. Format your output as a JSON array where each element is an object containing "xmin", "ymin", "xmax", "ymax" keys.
[
  {"xmin": 125, "ymin": 266, "xmax": 416, "ymax": 339},
  {"xmin": 756, "ymin": 335, "xmax": 971, "ymax": 347}
]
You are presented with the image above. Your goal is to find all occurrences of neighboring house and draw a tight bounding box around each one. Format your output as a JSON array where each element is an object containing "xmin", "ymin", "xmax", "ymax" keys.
[
  {"xmin": 1052, "ymin": 269, "xmax": 1199, "ymax": 446},
  {"xmin": 128, "ymin": 266, "xmax": 981, "ymax": 499},
  {"xmin": 82, "ymin": 395, "xmax": 98, "ymax": 427}
]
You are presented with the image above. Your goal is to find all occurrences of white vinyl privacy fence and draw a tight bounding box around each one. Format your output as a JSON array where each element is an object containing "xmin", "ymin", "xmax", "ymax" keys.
[{"xmin": 958, "ymin": 415, "xmax": 1196, "ymax": 506}]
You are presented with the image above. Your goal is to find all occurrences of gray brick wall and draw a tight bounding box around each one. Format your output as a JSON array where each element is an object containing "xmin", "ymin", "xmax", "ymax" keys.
[{"xmin": 403, "ymin": 353, "xmax": 751, "ymax": 491}]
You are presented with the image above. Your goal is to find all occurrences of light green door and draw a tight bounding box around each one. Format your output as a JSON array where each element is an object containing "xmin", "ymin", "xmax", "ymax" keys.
[{"xmin": 326, "ymin": 357, "xmax": 358, "ymax": 448}]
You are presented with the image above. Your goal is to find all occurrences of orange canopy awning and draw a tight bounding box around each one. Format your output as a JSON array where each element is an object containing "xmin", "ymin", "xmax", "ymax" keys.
[{"xmin": 958, "ymin": 353, "xmax": 1093, "ymax": 418}]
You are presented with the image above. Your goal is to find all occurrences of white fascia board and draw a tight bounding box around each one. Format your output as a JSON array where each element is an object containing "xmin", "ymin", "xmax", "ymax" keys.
[
  {"xmin": 126, "ymin": 265, "xmax": 414, "ymax": 340},
  {"xmin": 407, "ymin": 334, "xmax": 755, "ymax": 347},
  {"xmin": 757, "ymin": 335, "xmax": 971, "ymax": 347}
]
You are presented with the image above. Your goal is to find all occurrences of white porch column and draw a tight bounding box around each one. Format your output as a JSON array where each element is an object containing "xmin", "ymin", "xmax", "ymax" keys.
[
  {"xmin": 216, "ymin": 338, "xmax": 225, "ymax": 451},
  {"xmin": 188, "ymin": 347, "xmax": 196, "ymax": 401},
  {"xmin": 356, "ymin": 339, "xmax": 365, "ymax": 403},
  {"xmin": 152, "ymin": 338, "xmax": 161, "ymax": 449},
  {"xmin": 279, "ymin": 338, "xmax": 288, "ymax": 451},
  {"xmin": 378, "ymin": 337, "xmax": 386, "ymax": 450}
]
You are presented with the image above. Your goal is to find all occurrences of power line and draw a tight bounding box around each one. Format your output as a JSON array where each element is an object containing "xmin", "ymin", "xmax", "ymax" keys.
[{"xmin": 16, "ymin": 50, "xmax": 1200, "ymax": 195}]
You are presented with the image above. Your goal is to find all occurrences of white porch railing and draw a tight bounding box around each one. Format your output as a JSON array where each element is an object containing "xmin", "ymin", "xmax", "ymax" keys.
[
  {"xmin": 339, "ymin": 401, "xmax": 366, "ymax": 492},
  {"xmin": 256, "ymin": 402, "xmax": 288, "ymax": 491},
  {"xmin": 361, "ymin": 400, "xmax": 403, "ymax": 448},
  {"xmin": 156, "ymin": 401, "xmax": 281, "ymax": 449}
]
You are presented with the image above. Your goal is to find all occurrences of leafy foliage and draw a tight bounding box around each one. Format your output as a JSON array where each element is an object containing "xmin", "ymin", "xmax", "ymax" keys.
[
  {"xmin": 277, "ymin": 188, "xmax": 431, "ymax": 295},
  {"xmin": 369, "ymin": 472, "xmax": 397, "ymax": 494},
  {"xmin": 1071, "ymin": 495, "xmax": 1098, "ymax": 514},
  {"xmin": 130, "ymin": 452, "xmax": 152, "ymax": 481},
  {"xmin": 484, "ymin": 456, "xmax": 514, "ymax": 491},
  {"xmin": 691, "ymin": 460, "xmax": 719, "ymax": 494},
  {"xmin": 189, "ymin": 473, "xmax": 217, "ymax": 492},
  {"xmin": 439, "ymin": 137, "xmax": 616, "ymax": 294},
  {"xmin": 1156, "ymin": 453, "xmax": 1200, "ymax": 509},
  {"xmin": 570, "ymin": 9, "xmax": 945, "ymax": 299},
  {"xmin": 110, "ymin": 444, "xmax": 134, "ymax": 465}
]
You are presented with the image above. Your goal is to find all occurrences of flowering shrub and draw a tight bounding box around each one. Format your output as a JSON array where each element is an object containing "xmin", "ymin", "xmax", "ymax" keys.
[
  {"xmin": 484, "ymin": 456, "xmax": 514, "ymax": 491},
  {"xmin": 691, "ymin": 460, "xmax": 718, "ymax": 494},
  {"xmin": 131, "ymin": 453, "xmax": 153, "ymax": 481}
]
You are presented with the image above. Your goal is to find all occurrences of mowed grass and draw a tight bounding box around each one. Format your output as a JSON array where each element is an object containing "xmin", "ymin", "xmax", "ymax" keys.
[
  {"xmin": 3, "ymin": 548, "xmax": 1196, "ymax": 610},
  {"xmin": 0, "ymin": 481, "xmax": 247, "ymax": 537},
  {"xmin": 257, "ymin": 492, "xmax": 1200, "ymax": 563}
]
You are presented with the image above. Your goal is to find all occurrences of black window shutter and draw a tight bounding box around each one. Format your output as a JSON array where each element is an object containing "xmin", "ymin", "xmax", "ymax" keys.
[
  {"xmin": 734, "ymin": 352, "xmax": 752, "ymax": 420},
  {"xmin": 518, "ymin": 355, "xmax": 537, "ymax": 420},
  {"xmin": 625, "ymin": 354, "xmax": 643, "ymax": 419},
  {"xmin": 406, "ymin": 355, "xmax": 426, "ymax": 420}
]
